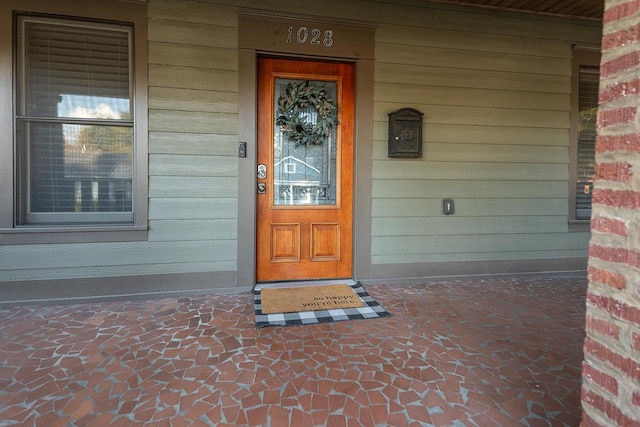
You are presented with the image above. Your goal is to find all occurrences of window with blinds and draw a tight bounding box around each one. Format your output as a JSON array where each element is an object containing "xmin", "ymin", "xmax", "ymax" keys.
[
  {"xmin": 16, "ymin": 15, "xmax": 134, "ymax": 224},
  {"xmin": 576, "ymin": 65, "xmax": 599, "ymax": 220}
]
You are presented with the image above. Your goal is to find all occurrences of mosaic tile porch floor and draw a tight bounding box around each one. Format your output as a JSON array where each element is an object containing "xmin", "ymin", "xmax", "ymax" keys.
[{"xmin": 0, "ymin": 275, "xmax": 586, "ymax": 426}]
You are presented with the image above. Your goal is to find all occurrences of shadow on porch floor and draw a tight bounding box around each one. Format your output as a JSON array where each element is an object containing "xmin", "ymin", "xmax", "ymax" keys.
[{"xmin": 0, "ymin": 275, "xmax": 586, "ymax": 426}]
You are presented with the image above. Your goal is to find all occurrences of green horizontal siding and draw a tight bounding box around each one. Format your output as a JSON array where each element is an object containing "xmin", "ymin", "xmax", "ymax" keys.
[
  {"xmin": 0, "ymin": 240, "xmax": 237, "ymax": 271},
  {"xmin": 149, "ymin": 176, "xmax": 237, "ymax": 198},
  {"xmin": 372, "ymin": 233, "xmax": 589, "ymax": 257},
  {"xmin": 370, "ymin": 0, "xmax": 596, "ymax": 267},
  {"xmin": 0, "ymin": 0, "xmax": 600, "ymax": 285},
  {"xmin": 373, "ymin": 198, "xmax": 568, "ymax": 217},
  {"xmin": 373, "ymin": 180, "xmax": 568, "ymax": 199},
  {"xmin": 372, "ymin": 142, "xmax": 568, "ymax": 163}
]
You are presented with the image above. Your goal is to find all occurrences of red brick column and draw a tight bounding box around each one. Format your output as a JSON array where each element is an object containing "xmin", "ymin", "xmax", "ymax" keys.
[{"xmin": 582, "ymin": 1, "xmax": 640, "ymax": 426}]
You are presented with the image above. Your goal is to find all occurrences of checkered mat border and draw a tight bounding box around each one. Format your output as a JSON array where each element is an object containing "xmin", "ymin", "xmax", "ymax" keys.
[{"xmin": 254, "ymin": 282, "xmax": 391, "ymax": 328}]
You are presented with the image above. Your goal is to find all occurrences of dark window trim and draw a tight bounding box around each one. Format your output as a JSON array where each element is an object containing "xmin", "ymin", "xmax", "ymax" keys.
[{"xmin": 0, "ymin": 0, "xmax": 148, "ymax": 244}]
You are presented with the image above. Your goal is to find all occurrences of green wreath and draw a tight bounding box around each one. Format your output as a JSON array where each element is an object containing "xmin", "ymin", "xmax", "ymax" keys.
[{"xmin": 275, "ymin": 80, "xmax": 337, "ymax": 146}]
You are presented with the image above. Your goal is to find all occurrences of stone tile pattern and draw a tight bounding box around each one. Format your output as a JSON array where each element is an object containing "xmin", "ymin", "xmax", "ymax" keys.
[{"xmin": 0, "ymin": 275, "xmax": 585, "ymax": 426}]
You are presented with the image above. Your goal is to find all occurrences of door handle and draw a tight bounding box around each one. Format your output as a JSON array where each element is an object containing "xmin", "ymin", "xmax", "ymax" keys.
[
  {"xmin": 257, "ymin": 164, "xmax": 267, "ymax": 179},
  {"xmin": 257, "ymin": 183, "xmax": 266, "ymax": 194}
]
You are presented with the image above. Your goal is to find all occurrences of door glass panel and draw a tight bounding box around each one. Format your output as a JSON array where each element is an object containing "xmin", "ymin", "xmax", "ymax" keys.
[{"xmin": 273, "ymin": 78, "xmax": 337, "ymax": 206}]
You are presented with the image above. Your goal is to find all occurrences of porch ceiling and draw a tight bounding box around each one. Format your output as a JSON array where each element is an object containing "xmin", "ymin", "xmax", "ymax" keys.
[{"xmin": 428, "ymin": 0, "xmax": 603, "ymax": 21}]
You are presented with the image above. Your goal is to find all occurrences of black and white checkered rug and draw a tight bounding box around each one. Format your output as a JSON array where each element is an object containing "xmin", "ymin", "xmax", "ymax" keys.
[{"xmin": 254, "ymin": 282, "xmax": 391, "ymax": 328}]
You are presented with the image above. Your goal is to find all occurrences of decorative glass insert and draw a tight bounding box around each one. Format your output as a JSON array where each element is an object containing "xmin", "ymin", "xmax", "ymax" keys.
[{"xmin": 273, "ymin": 78, "xmax": 337, "ymax": 206}]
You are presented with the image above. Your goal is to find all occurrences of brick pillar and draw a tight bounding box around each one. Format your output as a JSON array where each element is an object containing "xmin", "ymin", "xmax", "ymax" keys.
[{"xmin": 582, "ymin": 1, "xmax": 640, "ymax": 426}]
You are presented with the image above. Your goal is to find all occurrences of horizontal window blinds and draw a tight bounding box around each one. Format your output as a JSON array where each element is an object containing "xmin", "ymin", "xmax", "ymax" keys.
[
  {"xmin": 23, "ymin": 20, "xmax": 131, "ymax": 118},
  {"xmin": 576, "ymin": 66, "xmax": 598, "ymax": 221},
  {"xmin": 17, "ymin": 16, "xmax": 133, "ymax": 223}
]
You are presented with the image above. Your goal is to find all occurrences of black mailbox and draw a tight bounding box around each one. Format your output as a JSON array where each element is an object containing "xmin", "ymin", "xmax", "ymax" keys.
[{"xmin": 388, "ymin": 108, "xmax": 424, "ymax": 158}]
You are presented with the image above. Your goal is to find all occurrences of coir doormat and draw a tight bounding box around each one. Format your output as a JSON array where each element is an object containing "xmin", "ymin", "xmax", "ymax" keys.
[
  {"xmin": 254, "ymin": 282, "xmax": 391, "ymax": 328},
  {"xmin": 261, "ymin": 283, "xmax": 364, "ymax": 314}
]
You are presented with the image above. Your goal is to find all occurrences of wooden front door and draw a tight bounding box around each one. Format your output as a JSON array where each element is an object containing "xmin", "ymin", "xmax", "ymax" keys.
[{"xmin": 256, "ymin": 58, "xmax": 355, "ymax": 282}]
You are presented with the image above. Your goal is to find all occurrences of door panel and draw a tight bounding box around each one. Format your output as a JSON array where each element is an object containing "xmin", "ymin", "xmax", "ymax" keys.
[
  {"xmin": 310, "ymin": 222, "xmax": 340, "ymax": 261},
  {"xmin": 271, "ymin": 223, "xmax": 300, "ymax": 262},
  {"xmin": 256, "ymin": 58, "xmax": 354, "ymax": 282}
]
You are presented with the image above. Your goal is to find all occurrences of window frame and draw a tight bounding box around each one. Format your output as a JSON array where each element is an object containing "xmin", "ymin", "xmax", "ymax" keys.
[
  {"xmin": 569, "ymin": 47, "xmax": 600, "ymax": 230},
  {"xmin": 0, "ymin": 0, "xmax": 148, "ymax": 244}
]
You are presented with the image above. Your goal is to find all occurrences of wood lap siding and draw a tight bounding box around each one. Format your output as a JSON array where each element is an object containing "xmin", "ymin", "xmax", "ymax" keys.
[
  {"xmin": 0, "ymin": 0, "xmax": 602, "ymax": 286},
  {"xmin": 145, "ymin": 0, "xmax": 239, "ymax": 267},
  {"xmin": 3, "ymin": 1, "xmax": 241, "ymax": 282},
  {"xmin": 143, "ymin": 0, "xmax": 601, "ymax": 270},
  {"xmin": 371, "ymin": 4, "xmax": 601, "ymax": 265}
]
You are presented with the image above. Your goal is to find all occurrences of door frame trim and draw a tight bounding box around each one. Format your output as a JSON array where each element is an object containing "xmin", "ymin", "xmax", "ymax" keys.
[{"xmin": 237, "ymin": 12, "xmax": 375, "ymax": 287}]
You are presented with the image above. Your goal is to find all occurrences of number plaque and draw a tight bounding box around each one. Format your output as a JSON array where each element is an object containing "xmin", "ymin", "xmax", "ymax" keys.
[{"xmin": 286, "ymin": 26, "xmax": 334, "ymax": 47}]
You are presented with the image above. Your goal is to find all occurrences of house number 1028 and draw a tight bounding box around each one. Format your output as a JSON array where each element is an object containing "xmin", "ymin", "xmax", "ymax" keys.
[{"xmin": 286, "ymin": 26, "xmax": 334, "ymax": 47}]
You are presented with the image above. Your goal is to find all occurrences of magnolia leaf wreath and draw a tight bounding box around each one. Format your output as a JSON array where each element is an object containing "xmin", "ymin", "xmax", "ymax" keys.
[{"xmin": 275, "ymin": 80, "xmax": 337, "ymax": 146}]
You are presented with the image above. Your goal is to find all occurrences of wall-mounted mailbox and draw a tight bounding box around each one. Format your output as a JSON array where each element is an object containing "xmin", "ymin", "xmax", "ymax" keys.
[{"xmin": 388, "ymin": 108, "xmax": 424, "ymax": 158}]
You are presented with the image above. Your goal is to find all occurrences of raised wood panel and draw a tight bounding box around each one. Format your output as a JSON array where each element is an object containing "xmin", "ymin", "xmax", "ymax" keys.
[
  {"xmin": 0, "ymin": 240, "xmax": 238, "ymax": 270},
  {"xmin": 310, "ymin": 223, "xmax": 341, "ymax": 261},
  {"xmin": 373, "ymin": 124, "xmax": 569, "ymax": 146},
  {"xmin": 149, "ymin": 176, "xmax": 237, "ymax": 198},
  {"xmin": 375, "ymin": 44, "xmax": 571, "ymax": 76},
  {"xmin": 149, "ymin": 110, "xmax": 238, "ymax": 134},
  {"xmin": 149, "ymin": 219, "xmax": 237, "ymax": 242},
  {"xmin": 374, "ymin": 104, "xmax": 569, "ymax": 129},
  {"xmin": 270, "ymin": 224, "xmax": 300, "ymax": 263},
  {"xmin": 372, "ymin": 216, "xmax": 568, "ymax": 236},
  {"xmin": 371, "ymin": 232, "xmax": 590, "ymax": 256},
  {"xmin": 372, "ymin": 249, "xmax": 588, "ymax": 265},
  {"xmin": 373, "ymin": 161, "xmax": 568, "ymax": 181},
  {"xmin": 149, "ymin": 154, "xmax": 237, "ymax": 177},
  {"xmin": 372, "ymin": 198, "xmax": 568, "ymax": 217},
  {"xmin": 375, "ymin": 63, "xmax": 570, "ymax": 93},
  {"xmin": 149, "ymin": 198, "xmax": 237, "ymax": 220},
  {"xmin": 149, "ymin": 66, "xmax": 237, "ymax": 92},
  {"xmin": 149, "ymin": 43, "xmax": 238, "ymax": 71},
  {"xmin": 376, "ymin": 24, "xmax": 569, "ymax": 58},
  {"xmin": 372, "ymin": 180, "xmax": 569, "ymax": 199},
  {"xmin": 148, "ymin": 19, "xmax": 236, "ymax": 48},
  {"xmin": 149, "ymin": 132, "xmax": 237, "ymax": 156},
  {"xmin": 373, "ymin": 141, "xmax": 569, "ymax": 163},
  {"xmin": 149, "ymin": 87, "xmax": 237, "ymax": 113},
  {"xmin": 375, "ymin": 83, "xmax": 569, "ymax": 111}
]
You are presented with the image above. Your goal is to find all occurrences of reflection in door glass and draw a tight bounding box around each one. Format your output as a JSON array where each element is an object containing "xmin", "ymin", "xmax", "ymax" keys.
[{"xmin": 273, "ymin": 79, "xmax": 337, "ymax": 206}]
